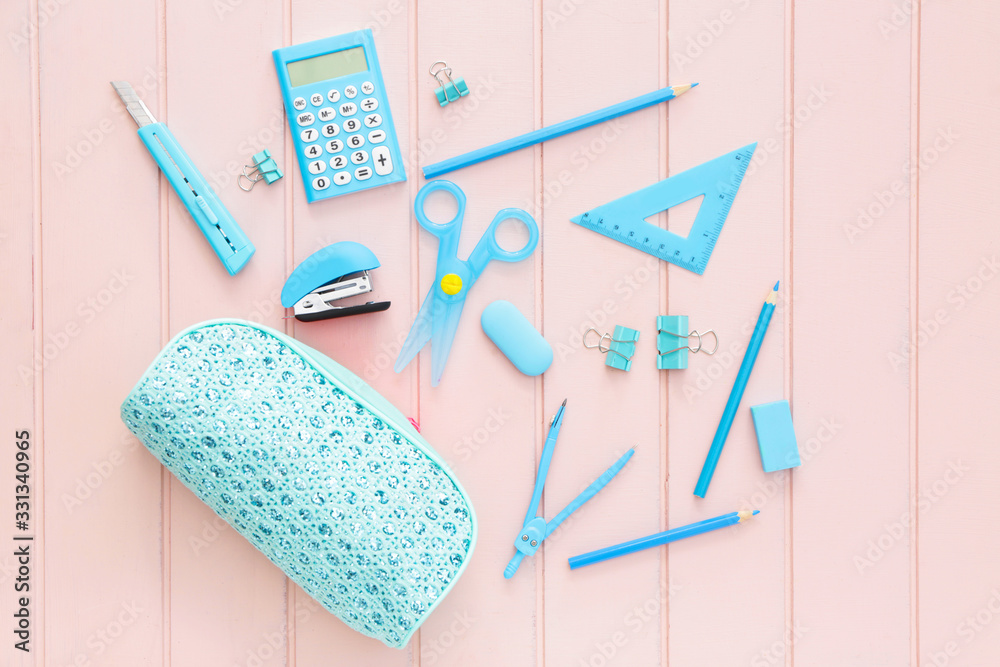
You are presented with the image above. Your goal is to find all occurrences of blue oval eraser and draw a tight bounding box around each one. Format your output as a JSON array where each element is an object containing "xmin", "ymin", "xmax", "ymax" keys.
[{"xmin": 481, "ymin": 300, "xmax": 552, "ymax": 376}]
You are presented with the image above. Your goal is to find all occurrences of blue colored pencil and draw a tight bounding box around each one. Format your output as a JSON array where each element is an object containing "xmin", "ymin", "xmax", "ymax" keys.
[
  {"xmin": 694, "ymin": 282, "xmax": 780, "ymax": 498},
  {"xmin": 422, "ymin": 84, "xmax": 697, "ymax": 178},
  {"xmin": 568, "ymin": 510, "xmax": 759, "ymax": 569}
]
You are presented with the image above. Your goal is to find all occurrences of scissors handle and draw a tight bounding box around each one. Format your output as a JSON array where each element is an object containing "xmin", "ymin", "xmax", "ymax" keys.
[
  {"xmin": 467, "ymin": 208, "xmax": 539, "ymax": 280},
  {"xmin": 414, "ymin": 179, "xmax": 466, "ymax": 234}
]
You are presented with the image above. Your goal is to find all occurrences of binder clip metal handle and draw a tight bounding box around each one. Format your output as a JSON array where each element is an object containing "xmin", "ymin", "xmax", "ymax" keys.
[
  {"xmin": 429, "ymin": 61, "xmax": 470, "ymax": 107},
  {"xmin": 584, "ymin": 326, "xmax": 639, "ymax": 372},
  {"xmin": 656, "ymin": 316, "xmax": 718, "ymax": 370},
  {"xmin": 239, "ymin": 149, "xmax": 284, "ymax": 191}
]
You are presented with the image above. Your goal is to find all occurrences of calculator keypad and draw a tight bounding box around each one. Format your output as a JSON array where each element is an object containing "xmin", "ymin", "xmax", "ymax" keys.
[{"xmin": 285, "ymin": 71, "xmax": 401, "ymax": 201}]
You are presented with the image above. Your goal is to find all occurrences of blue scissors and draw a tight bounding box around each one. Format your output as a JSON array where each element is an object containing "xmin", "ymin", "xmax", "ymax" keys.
[{"xmin": 394, "ymin": 180, "xmax": 539, "ymax": 386}]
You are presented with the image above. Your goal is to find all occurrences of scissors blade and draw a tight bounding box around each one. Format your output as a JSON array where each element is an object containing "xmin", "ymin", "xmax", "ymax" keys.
[
  {"xmin": 394, "ymin": 286, "xmax": 436, "ymax": 374},
  {"xmin": 430, "ymin": 298, "xmax": 466, "ymax": 386}
]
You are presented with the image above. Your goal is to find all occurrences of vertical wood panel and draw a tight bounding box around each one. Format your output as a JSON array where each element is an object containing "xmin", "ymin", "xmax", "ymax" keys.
[
  {"xmin": 666, "ymin": 0, "xmax": 788, "ymax": 663},
  {"xmin": 38, "ymin": 0, "xmax": 165, "ymax": 663},
  {"xmin": 0, "ymin": 0, "xmax": 41, "ymax": 663},
  {"xmin": 163, "ymin": 0, "xmax": 290, "ymax": 664},
  {"xmin": 541, "ymin": 2, "xmax": 663, "ymax": 666},
  {"xmin": 917, "ymin": 2, "xmax": 1000, "ymax": 665},
  {"xmin": 412, "ymin": 5, "xmax": 540, "ymax": 667},
  {"xmin": 792, "ymin": 1, "xmax": 913, "ymax": 663}
]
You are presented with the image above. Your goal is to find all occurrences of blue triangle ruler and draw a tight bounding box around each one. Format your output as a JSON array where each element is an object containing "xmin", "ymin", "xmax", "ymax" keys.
[{"xmin": 570, "ymin": 143, "xmax": 756, "ymax": 275}]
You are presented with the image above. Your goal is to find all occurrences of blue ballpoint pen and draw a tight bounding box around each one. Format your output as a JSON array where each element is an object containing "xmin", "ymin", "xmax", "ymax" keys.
[
  {"xmin": 504, "ymin": 399, "xmax": 636, "ymax": 579},
  {"xmin": 111, "ymin": 81, "xmax": 255, "ymax": 276}
]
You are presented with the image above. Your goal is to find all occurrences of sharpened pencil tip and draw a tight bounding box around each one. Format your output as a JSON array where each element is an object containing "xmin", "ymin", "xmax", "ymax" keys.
[
  {"xmin": 561, "ymin": 399, "xmax": 567, "ymax": 407},
  {"xmin": 691, "ymin": 82, "xmax": 699, "ymax": 87},
  {"xmin": 773, "ymin": 281, "xmax": 780, "ymax": 290},
  {"xmin": 671, "ymin": 83, "xmax": 697, "ymax": 97},
  {"xmin": 753, "ymin": 510, "xmax": 760, "ymax": 515}
]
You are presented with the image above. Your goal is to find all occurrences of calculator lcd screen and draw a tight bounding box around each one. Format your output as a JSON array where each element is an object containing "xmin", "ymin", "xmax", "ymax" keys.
[{"xmin": 287, "ymin": 47, "xmax": 368, "ymax": 87}]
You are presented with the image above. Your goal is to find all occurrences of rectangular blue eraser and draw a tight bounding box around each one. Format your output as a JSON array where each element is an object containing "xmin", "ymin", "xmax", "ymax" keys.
[{"xmin": 750, "ymin": 400, "xmax": 801, "ymax": 473}]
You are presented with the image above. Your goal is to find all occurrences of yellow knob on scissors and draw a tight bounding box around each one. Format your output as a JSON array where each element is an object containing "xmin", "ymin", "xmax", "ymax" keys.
[{"xmin": 440, "ymin": 273, "xmax": 463, "ymax": 295}]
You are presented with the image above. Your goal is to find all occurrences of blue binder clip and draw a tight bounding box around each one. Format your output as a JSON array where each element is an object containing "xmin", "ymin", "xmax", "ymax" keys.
[
  {"xmin": 239, "ymin": 149, "xmax": 283, "ymax": 191},
  {"xmin": 585, "ymin": 325, "xmax": 640, "ymax": 372},
  {"xmin": 430, "ymin": 61, "xmax": 470, "ymax": 107},
  {"xmin": 656, "ymin": 315, "xmax": 718, "ymax": 369}
]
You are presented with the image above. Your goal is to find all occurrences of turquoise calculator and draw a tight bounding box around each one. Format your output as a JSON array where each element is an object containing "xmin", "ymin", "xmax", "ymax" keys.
[{"xmin": 273, "ymin": 30, "xmax": 405, "ymax": 202}]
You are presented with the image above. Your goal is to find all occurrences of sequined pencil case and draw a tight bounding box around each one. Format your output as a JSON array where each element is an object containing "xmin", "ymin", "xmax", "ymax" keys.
[{"xmin": 120, "ymin": 319, "xmax": 477, "ymax": 648}]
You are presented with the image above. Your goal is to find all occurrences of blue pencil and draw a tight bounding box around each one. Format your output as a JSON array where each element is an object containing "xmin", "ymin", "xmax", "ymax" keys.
[
  {"xmin": 694, "ymin": 282, "xmax": 780, "ymax": 498},
  {"xmin": 568, "ymin": 510, "xmax": 759, "ymax": 569},
  {"xmin": 422, "ymin": 84, "xmax": 697, "ymax": 178}
]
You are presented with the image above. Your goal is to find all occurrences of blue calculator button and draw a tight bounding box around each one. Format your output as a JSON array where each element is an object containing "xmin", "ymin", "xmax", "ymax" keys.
[
  {"xmin": 344, "ymin": 85, "xmax": 358, "ymax": 99},
  {"xmin": 339, "ymin": 102, "xmax": 358, "ymax": 116},
  {"xmin": 309, "ymin": 93, "xmax": 324, "ymax": 106},
  {"xmin": 368, "ymin": 130, "xmax": 386, "ymax": 143},
  {"xmin": 355, "ymin": 166, "xmax": 373, "ymax": 181},
  {"xmin": 300, "ymin": 128, "xmax": 319, "ymax": 142},
  {"xmin": 325, "ymin": 139, "xmax": 344, "ymax": 153},
  {"xmin": 296, "ymin": 112, "xmax": 315, "ymax": 126},
  {"xmin": 351, "ymin": 150, "xmax": 369, "ymax": 165},
  {"xmin": 327, "ymin": 88, "xmax": 341, "ymax": 103},
  {"xmin": 322, "ymin": 123, "xmax": 340, "ymax": 137},
  {"xmin": 329, "ymin": 155, "xmax": 348, "ymax": 170},
  {"xmin": 333, "ymin": 171, "xmax": 352, "ymax": 185},
  {"xmin": 347, "ymin": 134, "xmax": 365, "ymax": 148},
  {"xmin": 364, "ymin": 113, "xmax": 382, "ymax": 128},
  {"xmin": 360, "ymin": 97, "xmax": 379, "ymax": 112},
  {"xmin": 293, "ymin": 97, "xmax": 307, "ymax": 111},
  {"xmin": 361, "ymin": 81, "xmax": 375, "ymax": 95},
  {"xmin": 312, "ymin": 175, "xmax": 330, "ymax": 190}
]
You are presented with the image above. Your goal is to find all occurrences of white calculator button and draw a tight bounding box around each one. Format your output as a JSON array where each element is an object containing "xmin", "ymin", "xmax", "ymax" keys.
[
  {"xmin": 327, "ymin": 88, "xmax": 341, "ymax": 103},
  {"xmin": 360, "ymin": 81, "xmax": 375, "ymax": 95},
  {"xmin": 364, "ymin": 113, "xmax": 383, "ymax": 129},
  {"xmin": 304, "ymin": 144, "xmax": 323, "ymax": 159},
  {"xmin": 300, "ymin": 128, "xmax": 319, "ymax": 142},
  {"xmin": 344, "ymin": 85, "xmax": 358, "ymax": 99},
  {"xmin": 325, "ymin": 139, "xmax": 344, "ymax": 153},
  {"xmin": 310, "ymin": 93, "xmax": 324, "ymax": 107},
  {"xmin": 333, "ymin": 171, "xmax": 352, "ymax": 186},
  {"xmin": 343, "ymin": 118, "xmax": 361, "ymax": 133},
  {"xmin": 354, "ymin": 166, "xmax": 373, "ymax": 181},
  {"xmin": 372, "ymin": 146, "xmax": 393, "ymax": 176},
  {"xmin": 293, "ymin": 97, "xmax": 307, "ymax": 111},
  {"xmin": 312, "ymin": 176, "xmax": 330, "ymax": 190},
  {"xmin": 308, "ymin": 160, "xmax": 326, "ymax": 174},
  {"xmin": 347, "ymin": 134, "xmax": 365, "ymax": 148},
  {"xmin": 329, "ymin": 155, "xmax": 348, "ymax": 170},
  {"xmin": 360, "ymin": 97, "xmax": 379, "ymax": 112},
  {"xmin": 296, "ymin": 112, "xmax": 315, "ymax": 126},
  {"xmin": 322, "ymin": 123, "xmax": 340, "ymax": 137},
  {"xmin": 318, "ymin": 107, "xmax": 336, "ymax": 122},
  {"xmin": 368, "ymin": 129, "xmax": 387, "ymax": 144},
  {"xmin": 351, "ymin": 150, "xmax": 369, "ymax": 164},
  {"xmin": 339, "ymin": 102, "xmax": 358, "ymax": 116}
]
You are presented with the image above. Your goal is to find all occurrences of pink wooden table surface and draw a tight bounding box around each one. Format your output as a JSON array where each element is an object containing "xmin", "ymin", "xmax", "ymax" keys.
[{"xmin": 2, "ymin": 0, "xmax": 998, "ymax": 665}]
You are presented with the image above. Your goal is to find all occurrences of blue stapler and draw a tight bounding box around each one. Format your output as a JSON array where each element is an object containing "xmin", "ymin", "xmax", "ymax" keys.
[{"xmin": 281, "ymin": 242, "xmax": 391, "ymax": 321}]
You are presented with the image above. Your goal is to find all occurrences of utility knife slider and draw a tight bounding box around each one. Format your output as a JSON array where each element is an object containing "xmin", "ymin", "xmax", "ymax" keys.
[{"xmin": 281, "ymin": 242, "xmax": 391, "ymax": 321}]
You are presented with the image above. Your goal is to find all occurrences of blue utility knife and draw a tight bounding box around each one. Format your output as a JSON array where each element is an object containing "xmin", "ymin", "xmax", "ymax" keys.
[{"xmin": 111, "ymin": 81, "xmax": 255, "ymax": 276}]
